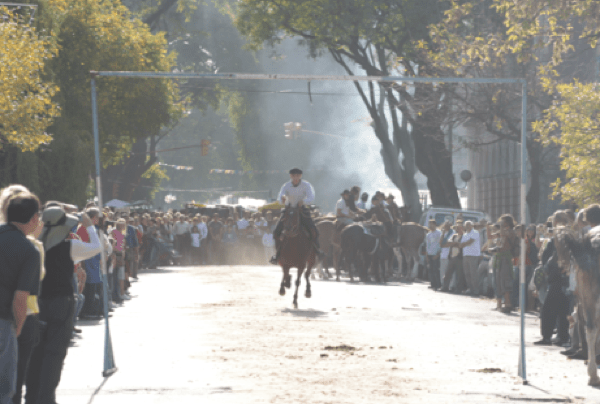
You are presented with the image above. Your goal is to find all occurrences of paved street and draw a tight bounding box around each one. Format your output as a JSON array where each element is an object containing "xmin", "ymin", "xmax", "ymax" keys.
[{"xmin": 57, "ymin": 265, "xmax": 600, "ymax": 403}]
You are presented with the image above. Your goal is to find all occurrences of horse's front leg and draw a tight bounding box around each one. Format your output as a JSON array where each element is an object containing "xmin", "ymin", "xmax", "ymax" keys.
[
  {"xmin": 293, "ymin": 268, "xmax": 303, "ymax": 308},
  {"xmin": 304, "ymin": 267, "xmax": 312, "ymax": 298},
  {"xmin": 586, "ymin": 326, "xmax": 600, "ymax": 386},
  {"xmin": 280, "ymin": 266, "xmax": 290, "ymax": 296}
]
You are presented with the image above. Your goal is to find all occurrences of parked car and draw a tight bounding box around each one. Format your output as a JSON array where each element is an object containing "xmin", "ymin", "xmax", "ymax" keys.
[{"xmin": 419, "ymin": 206, "xmax": 490, "ymax": 226}]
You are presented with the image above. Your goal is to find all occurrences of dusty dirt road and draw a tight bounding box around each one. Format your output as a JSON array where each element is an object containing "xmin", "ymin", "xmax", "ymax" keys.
[{"xmin": 57, "ymin": 265, "xmax": 600, "ymax": 403}]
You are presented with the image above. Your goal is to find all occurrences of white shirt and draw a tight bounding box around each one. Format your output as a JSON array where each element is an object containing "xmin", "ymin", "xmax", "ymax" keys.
[
  {"xmin": 256, "ymin": 219, "xmax": 268, "ymax": 228},
  {"xmin": 461, "ymin": 229, "xmax": 481, "ymax": 257},
  {"xmin": 197, "ymin": 222, "xmax": 208, "ymax": 239},
  {"xmin": 278, "ymin": 180, "xmax": 315, "ymax": 206},
  {"xmin": 173, "ymin": 221, "xmax": 189, "ymax": 235},
  {"xmin": 356, "ymin": 201, "xmax": 367, "ymax": 210},
  {"xmin": 71, "ymin": 225, "xmax": 102, "ymax": 262},
  {"xmin": 191, "ymin": 233, "xmax": 201, "ymax": 248},
  {"xmin": 237, "ymin": 219, "xmax": 249, "ymax": 230},
  {"xmin": 336, "ymin": 198, "xmax": 350, "ymax": 216},
  {"xmin": 262, "ymin": 233, "xmax": 275, "ymax": 248}
]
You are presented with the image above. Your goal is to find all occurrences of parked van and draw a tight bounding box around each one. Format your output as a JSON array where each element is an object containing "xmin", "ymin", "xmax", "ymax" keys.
[{"xmin": 419, "ymin": 206, "xmax": 490, "ymax": 227}]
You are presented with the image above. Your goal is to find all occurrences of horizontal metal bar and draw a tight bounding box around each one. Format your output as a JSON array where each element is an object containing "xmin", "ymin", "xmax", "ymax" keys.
[
  {"xmin": 0, "ymin": 2, "xmax": 38, "ymax": 7},
  {"xmin": 90, "ymin": 71, "xmax": 525, "ymax": 84}
]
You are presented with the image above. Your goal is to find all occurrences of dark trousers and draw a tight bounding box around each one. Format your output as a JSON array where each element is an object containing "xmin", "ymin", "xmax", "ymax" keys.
[
  {"xmin": 13, "ymin": 315, "xmax": 39, "ymax": 404},
  {"xmin": 427, "ymin": 256, "xmax": 441, "ymax": 289},
  {"xmin": 443, "ymin": 257, "xmax": 466, "ymax": 291},
  {"xmin": 540, "ymin": 285, "xmax": 569, "ymax": 341},
  {"xmin": 25, "ymin": 296, "xmax": 74, "ymax": 404},
  {"xmin": 81, "ymin": 283, "xmax": 103, "ymax": 317}
]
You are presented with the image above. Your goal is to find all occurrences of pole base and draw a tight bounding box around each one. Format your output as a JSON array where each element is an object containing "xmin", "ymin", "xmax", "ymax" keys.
[{"xmin": 102, "ymin": 367, "xmax": 118, "ymax": 378}]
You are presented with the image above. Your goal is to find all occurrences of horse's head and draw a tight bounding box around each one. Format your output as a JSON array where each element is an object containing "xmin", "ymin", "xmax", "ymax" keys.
[
  {"xmin": 282, "ymin": 205, "xmax": 301, "ymax": 236},
  {"xmin": 555, "ymin": 227, "xmax": 600, "ymax": 274}
]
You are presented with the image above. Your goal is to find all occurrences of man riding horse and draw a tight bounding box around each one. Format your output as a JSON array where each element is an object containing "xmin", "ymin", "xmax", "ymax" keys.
[{"xmin": 270, "ymin": 168, "xmax": 323, "ymax": 265}]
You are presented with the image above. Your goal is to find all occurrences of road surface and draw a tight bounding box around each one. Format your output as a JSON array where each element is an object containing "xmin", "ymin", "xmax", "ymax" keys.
[{"xmin": 56, "ymin": 265, "xmax": 600, "ymax": 403}]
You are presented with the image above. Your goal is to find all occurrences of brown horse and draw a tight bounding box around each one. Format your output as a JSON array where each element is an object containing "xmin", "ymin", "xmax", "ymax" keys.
[{"xmin": 276, "ymin": 205, "xmax": 316, "ymax": 308}]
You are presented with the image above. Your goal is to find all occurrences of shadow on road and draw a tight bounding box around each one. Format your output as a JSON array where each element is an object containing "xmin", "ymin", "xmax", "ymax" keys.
[{"xmin": 281, "ymin": 308, "xmax": 328, "ymax": 318}]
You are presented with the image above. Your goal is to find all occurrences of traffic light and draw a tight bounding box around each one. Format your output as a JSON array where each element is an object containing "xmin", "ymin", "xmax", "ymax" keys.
[
  {"xmin": 201, "ymin": 139, "xmax": 210, "ymax": 156},
  {"xmin": 284, "ymin": 122, "xmax": 294, "ymax": 139},
  {"xmin": 284, "ymin": 122, "xmax": 302, "ymax": 139}
]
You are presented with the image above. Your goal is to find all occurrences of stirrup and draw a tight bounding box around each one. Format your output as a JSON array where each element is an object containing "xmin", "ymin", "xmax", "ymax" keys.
[{"xmin": 269, "ymin": 256, "xmax": 279, "ymax": 265}]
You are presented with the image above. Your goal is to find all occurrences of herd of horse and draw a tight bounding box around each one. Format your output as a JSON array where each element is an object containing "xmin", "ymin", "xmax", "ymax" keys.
[{"xmin": 274, "ymin": 204, "xmax": 426, "ymax": 308}]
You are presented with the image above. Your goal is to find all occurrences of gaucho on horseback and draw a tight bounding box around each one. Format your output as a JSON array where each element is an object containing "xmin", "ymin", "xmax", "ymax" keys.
[{"xmin": 269, "ymin": 168, "xmax": 323, "ymax": 265}]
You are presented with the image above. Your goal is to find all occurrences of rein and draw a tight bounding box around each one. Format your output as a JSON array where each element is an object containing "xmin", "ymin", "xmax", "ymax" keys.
[{"xmin": 368, "ymin": 238, "xmax": 380, "ymax": 255}]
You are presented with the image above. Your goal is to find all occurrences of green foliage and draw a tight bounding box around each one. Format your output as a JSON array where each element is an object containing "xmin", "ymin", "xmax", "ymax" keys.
[
  {"xmin": 0, "ymin": 6, "xmax": 59, "ymax": 151},
  {"xmin": 536, "ymin": 82, "xmax": 600, "ymax": 206},
  {"xmin": 142, "ymin": 162, "xmax": 170, "ymax": 200}
]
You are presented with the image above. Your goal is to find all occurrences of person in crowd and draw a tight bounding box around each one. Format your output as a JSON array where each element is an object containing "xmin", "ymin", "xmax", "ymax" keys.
[
  {"xmin": 77, "ymin": 208, "xmax": 104, "ymax": 318},
  {"xmin": 386, "ymin": 194, "xmax": 400, "ymax": 222},
  {"xmin": 173, "ymin": 213, "xmax": 189, "ymax": 262},
  {"xmin": 489, "ymin": 214, "xmax": 519, "ymax": 313},
  {"xmin": 262, "ymin": 224, "xmax": 275, "ymax": 264},
  {"xmin": 511, "ymin": 224, "xmax": 539, "ymax": 309},
  {"xmin": 356, "ymin": 192, "xmax": 369, "ymax": 211},
  {"xmin": 190, "ymin": 225, "xmax": 201, "ymax": 265},
  {"xmin": 336, "ymin": 190, "xmax": 355, "ymax": 226},
  {"xmin": 481, "ymin": 223, "xmax": 501, "ymax": 300},
  {"xmin": 26, "ymin": 205, "xmax": 101, "ymax": 404},
  {"xmin": 244, "ymin": 220, "xmax": 258, "ymax": 263},
  {"xmin": 208, "ymin": 213, "xmax": 223, "ymax": 265},
  {"xmin": 347, "ymin": 186, "xmax": 361, "ymax": 214},
  {"xmin": 534, "ymin": 211, "xmax": 571, "ymax": 346},
  {"xmin": 0, "ymin": 191, "xmax": 41, "ymax": 404},
  {"xmin": 222, "ymin": 218, "xmax": 239, "ymax": 264},
  {"xmin": 438, "ymin": 221, "xmax": 454, "ymax": 290},
  {"xmin": 441, "ymin": 221, "xmax": 466, "ymax": 293},
  {"xmin": 459, "ymin": 220, "xmax": 482, "ymax": 296},
  {"xmin": 237, "ymin": 212, "xmax": 250, "ymax": 234},
  {"xmin": 111, "ymin": 219, "xmax": 129, "ymax": 301},
  {"xmin": 265, "ymin": 211, "xmax": 275, "ymax": 232},
  {"xmin": 255, "ymin": 213, "xmax": 268, "ymax": 234},
  {"xmin": 126, "ymin": 217, "xmax": 140, "ymax": 281},
  {"xmin": 425, "ymin": 219, "xmax": 442, "ymax": 291}
]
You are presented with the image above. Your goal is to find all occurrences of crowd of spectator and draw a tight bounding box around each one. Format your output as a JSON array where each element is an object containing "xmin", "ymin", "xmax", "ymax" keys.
[{"xmin": 420, "ymin": 205, "xmax": 600, "ymax": 364}]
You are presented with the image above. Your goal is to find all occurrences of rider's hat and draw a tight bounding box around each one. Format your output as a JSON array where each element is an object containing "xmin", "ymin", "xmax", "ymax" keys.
[{"xmin": 289, "ymin": 168, "xmax": 303, "ymax": 175}]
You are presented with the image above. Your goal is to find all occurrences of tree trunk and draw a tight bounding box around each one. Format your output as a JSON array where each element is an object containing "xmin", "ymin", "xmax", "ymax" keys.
[
  {"xmin": 526, "ymin": 141, "xmax": 541, "ymax": 223},
  {"xmin": 102, "ymin": 135, "xmax": 157, "ymax": 202},
  {"xmin": 412, "ymin": 116, "xmax": 461, "ymax": 208}
]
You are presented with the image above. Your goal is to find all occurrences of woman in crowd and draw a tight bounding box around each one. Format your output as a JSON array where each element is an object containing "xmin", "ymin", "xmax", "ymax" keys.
[
  {"xmin": 26, "ymin": 205, "xmax": 102, "ymax": 404},
  {"xmin": 490, "ymin": 214, "xmax": 518, "ymax": 313},
  {"xmin": 111, "ymin": 219, "xmax": 129, "ymax": 301}
]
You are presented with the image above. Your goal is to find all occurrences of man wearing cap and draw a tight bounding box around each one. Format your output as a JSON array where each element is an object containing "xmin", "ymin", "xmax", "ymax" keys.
[
  {"xmin": 26, "ymin": 205, "xmax": 102, "ymax": 404},
  {"xmin": 336, "ymin": 190, "xmax": 355, "ymax": 226},
  {"xmin": 356, "ymin": 192, "xmax": 369, "ymax": 211},
  {"xmin": 269, "ymin": 168, "xmax": 322, "ymax": 265}
]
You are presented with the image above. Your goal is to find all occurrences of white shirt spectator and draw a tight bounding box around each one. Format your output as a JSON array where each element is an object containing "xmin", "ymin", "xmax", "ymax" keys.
[
  {"xmin": 237, "ymin": 218, "xmax": 249, "ymax": 230},
  {"xmin": 426, "ymin": 229, "xmax": 442, "ymax": 256},
  {"xmin": 461, "ymin": 229, "xmax": 481, "ymax": 257},
  {"xmin": 336, "ymin": 198, "xmax": 350, "ymax": 216},
  {"xmin": 256, "ymin": 219, "xmax": 268, "ymax": 228},
  {"xmin": 191, "ymin": 233, "xmax": 201, "ymax": 248},
  {"xmin": 278, "ymin": 180, "xmax": 315, "ymax": 206},
  {"xmin": 356, "ymin": 201, "xmax": 367, "ymax": 210},
  {"xmin": 197, "ymin": 222, "xmax": 208, "ymax": 240},
  {"xmin": 262, "ymin": 233, "xmax": 275, "ymax": 248},
  {"xmin": 173, "ymin": 221, "xmax": 189, "ymax": 235}
]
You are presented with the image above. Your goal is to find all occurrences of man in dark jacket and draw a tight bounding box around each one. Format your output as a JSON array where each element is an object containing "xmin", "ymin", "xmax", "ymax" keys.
[{"xmin": 534, "ymin": 239, "xmax": 570, "ymax": 346}]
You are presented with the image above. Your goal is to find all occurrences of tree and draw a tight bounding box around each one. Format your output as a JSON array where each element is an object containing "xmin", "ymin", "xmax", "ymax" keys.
[
  {"xmin": 0, "ymin": 6, "xmax": 59, "ymax": 151},
  {"xmin": 228, "ymin": 0, "xmax": 461, "ymax": 220},
  {"xmin": 419, "ymin": 0, "xmax": 597, "ymax": 221}
]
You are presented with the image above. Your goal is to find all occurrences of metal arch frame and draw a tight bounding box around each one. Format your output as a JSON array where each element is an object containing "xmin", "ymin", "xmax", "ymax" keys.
[{"xmin": 90, "ymin": 70, "xmax": 529, "ymax": 383}]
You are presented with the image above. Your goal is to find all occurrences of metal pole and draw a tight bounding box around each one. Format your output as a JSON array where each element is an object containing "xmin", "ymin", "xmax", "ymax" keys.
[
  {"xmin": 91, "ymin": 76, "xmax": 118, "ymax": 377},
  {"xmin": 518, "ymin": 80, "xmax": 527, "ymax": 384}
]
